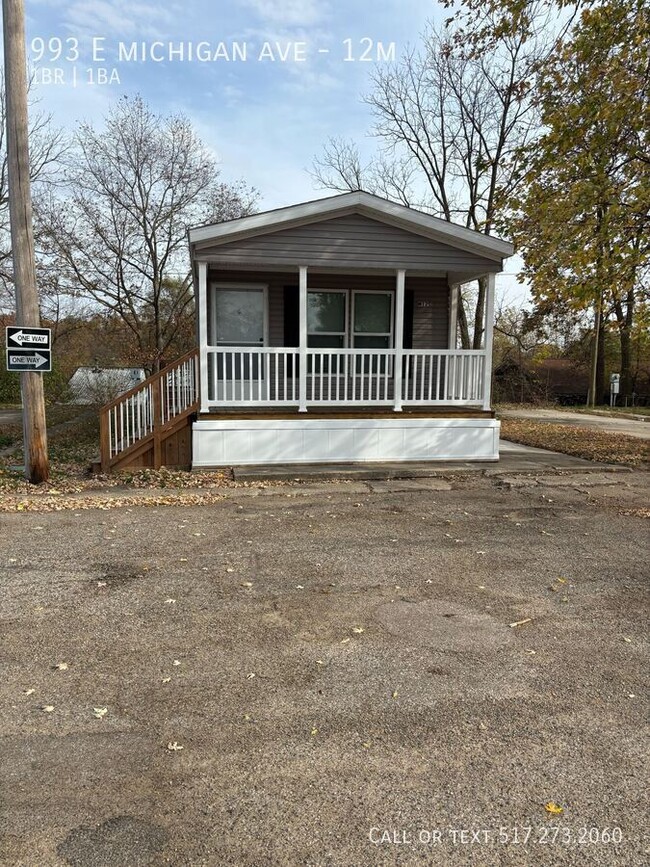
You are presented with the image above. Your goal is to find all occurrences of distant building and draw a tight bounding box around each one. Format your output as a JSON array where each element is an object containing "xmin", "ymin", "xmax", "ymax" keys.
[{"xmin": 69, "ymin": 367, "xmax": 146, "ymax": 405}]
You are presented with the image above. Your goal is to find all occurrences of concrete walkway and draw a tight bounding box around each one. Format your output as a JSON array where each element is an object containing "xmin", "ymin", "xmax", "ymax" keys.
[
  {"xmin": 233, "ymin": 440, "xmax": 626, "ymax": 482},
  {"xmin": 500, "ymin": 407, "xmax": 650, "ymax": 439}
]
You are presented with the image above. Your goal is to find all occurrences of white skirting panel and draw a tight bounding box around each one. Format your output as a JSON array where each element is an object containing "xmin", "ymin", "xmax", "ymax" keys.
[{"xmin": 192, "ymin": 417, "xmax": 500, "ymax": 467}]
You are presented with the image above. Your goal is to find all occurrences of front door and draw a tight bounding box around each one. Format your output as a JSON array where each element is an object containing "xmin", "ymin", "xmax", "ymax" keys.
[{"xmin": 213, "ymin": 286, "xmax": 266, "ymax": 401}]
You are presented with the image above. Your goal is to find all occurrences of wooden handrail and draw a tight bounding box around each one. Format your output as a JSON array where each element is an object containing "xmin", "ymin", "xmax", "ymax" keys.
[
  {"xmin": 99, "ymin": 348, "xmax": 199, "ymax": 414},
  {"xmin": 99, "ymin": 348, "xmax": 200, "ymax": 472}
]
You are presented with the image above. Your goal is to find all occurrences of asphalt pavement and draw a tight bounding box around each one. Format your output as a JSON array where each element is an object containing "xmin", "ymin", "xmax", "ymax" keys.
[{"xmin": 1, "ymin": 469, "xmax": 648, "ymax": 866}]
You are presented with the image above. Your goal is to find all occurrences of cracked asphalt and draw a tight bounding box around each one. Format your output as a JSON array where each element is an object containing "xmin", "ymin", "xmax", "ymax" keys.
[{"xmin": 1, "ymin": 470, "xmax": 648, "ymax": 866}]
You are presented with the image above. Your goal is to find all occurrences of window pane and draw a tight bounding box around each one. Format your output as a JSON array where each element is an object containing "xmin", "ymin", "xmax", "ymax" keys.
[
  {"xmin": 215, "ymin": 289, "xmax": 264, "ymax": 344},
  {"xmin": 308, "ymin": 292, "xmax": 346, "ymax": 333},
  {"xmin": 354, "ymin": 293, "xmax": 391, "ymax": 334},
  {"xmin": 308, "ymin": 334, "xmax": 345, "ymax": 348},
  {"xmin": 354, "ymin": 335, "xmax": 390, "ymax": 349}
]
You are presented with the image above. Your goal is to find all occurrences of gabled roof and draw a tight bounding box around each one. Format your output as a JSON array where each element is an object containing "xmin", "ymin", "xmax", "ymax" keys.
[{"xmin": 189, "ymin": 191, "xmax": 514, "ymax": 262}]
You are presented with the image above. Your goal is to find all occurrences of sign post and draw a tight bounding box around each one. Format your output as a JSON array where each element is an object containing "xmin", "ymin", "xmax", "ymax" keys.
[{"xmin": 3, "ymin": 0, "xmax": 49, "ymax": 482}]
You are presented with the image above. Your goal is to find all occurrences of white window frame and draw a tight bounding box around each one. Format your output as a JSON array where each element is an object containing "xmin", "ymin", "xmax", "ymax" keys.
[{"xmin": 307, "ymin": 288, "xmax": 394, "ymax": 348}]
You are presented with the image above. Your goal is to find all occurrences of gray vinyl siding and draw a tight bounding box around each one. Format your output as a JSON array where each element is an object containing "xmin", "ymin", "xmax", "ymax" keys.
[
  {"xmin": 410, "ymin": 277, "xmax": 449, "ymax": 350},
  {"xmin": 208, "ymin": 269, "xmax": 450, "ymax": 349},
  {"xmin": 199, "ymin": 214, "xmax": 498, "ymax": 272}
]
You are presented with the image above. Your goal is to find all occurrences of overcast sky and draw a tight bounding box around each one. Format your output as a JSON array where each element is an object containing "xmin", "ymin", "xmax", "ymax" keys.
[{"xmin": 22, "ymin": 0, "xmax": 525, "ymax": 304}]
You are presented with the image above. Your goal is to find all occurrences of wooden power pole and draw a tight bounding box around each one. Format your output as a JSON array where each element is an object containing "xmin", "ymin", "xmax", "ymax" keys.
[{"xmin": 3, "ymin": 0, "xmax": 49, "ymax": 482}]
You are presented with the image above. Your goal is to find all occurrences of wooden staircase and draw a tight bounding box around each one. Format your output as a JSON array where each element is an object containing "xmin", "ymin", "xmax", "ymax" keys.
[{"xmin": 98, "ymin": 349, "xmax": 199, "ymax": 473}]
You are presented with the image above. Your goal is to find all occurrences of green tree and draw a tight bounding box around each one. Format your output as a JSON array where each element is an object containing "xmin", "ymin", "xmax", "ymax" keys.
[{"xmin": 507, "ymin": 0, "xmax": 649, "ymax": 402}]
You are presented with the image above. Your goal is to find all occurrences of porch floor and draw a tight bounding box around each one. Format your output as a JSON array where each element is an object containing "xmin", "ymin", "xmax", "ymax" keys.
[{"xmin": 200, "ymin": 406, "xmax": 495, "ymax": 420}]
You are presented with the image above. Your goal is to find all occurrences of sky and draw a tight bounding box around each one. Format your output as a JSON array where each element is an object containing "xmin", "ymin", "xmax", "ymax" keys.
[{"xmin": 21, "ymin": 0, "xmax": 525, "ymax": 304}]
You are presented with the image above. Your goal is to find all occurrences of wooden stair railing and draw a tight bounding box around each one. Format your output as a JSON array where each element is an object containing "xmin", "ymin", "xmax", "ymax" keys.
[{"xmin": 99, "ymin": 349, "xmax": 199, "ymax": 472}]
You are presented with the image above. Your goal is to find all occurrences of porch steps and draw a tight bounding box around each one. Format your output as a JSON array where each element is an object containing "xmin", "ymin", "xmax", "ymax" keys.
[{"xmin": 97, "ymin": 350, "xmax": 199, "ymax": 473}]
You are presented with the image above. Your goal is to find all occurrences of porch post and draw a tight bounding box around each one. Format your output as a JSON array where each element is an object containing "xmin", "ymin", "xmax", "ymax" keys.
[
  {"xmin": 393, "ymin": 269, "xmax": 406, "ymax": 412},
  {"xmin": 448, "ymin": 283, "xmax": 458, "ymax": 349},
  {"xmin": 482, "ymin": 272, "xmax": 496, "ymax": 410},
  {"xmin": 197, "ymin": 261, "xmax": 209, "ymax": 414},
  {"xmin": 298, "ymin": 265, "xmax": 308, "ymax": 412}
]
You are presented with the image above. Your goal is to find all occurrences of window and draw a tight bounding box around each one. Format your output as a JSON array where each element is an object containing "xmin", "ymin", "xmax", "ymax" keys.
[
  {"xmin": 352, "ymin": 292, "xmax": 392, "ymax": 349},
  {"xmin": 307, "ymin": 291, "xmax": 347, "ymax": 348},
  {"xmin": 307, "ymin": 290, "xmax": 393, "ymax": 350}
]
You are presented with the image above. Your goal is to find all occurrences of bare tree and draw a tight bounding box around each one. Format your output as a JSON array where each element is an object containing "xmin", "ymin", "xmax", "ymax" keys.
[
  {"xmin": 40, "ymin": 95, "xmax": 257, "ymax": 372},
  {"xmin": 0, "ymin": 71, "xmax": 67, "ymax": 310},
  {"xmin": 313, "ymin": 13, "xmax": 551, "ymax": 347}
]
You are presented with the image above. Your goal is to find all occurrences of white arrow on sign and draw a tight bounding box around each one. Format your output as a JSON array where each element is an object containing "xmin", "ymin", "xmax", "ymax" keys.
[
  {"xmin": 8, "ymin": 330, "xmax": 49, "ymax": 346},
  {"xmin": 9, "ymin": 353, "xmax": 49, "ymax": 368}
]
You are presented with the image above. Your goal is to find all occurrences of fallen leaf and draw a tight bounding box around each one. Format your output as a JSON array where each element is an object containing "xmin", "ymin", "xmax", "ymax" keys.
[
  {"xmin": 162, "ymin": 677, "xmax": 171, "ymax": 683},
  {"xmin": 42, "ymin": 705, "xmax": 55, "ymax": 713},
  {"xmin": 296, "ymin": 584, "xmax": 305, "ymax": 590},
  {"xmin": 509, "ymin": 618, "xmax": 532, "ymax": 628},
  {"xmin": 623, "ymin": 637, "xmax": 632, "ymax": 643},
  {"xmin": 167, "ymin": 741, "xmax": 184, "ymax": 751},
  {"xmin": 172, "ymin": 660, "xmax": 181, "ymax": 666},
  {"xmin": 241, "ymin": 582, "xmax": 253, "ymax": 588},
  {"xmin": 340, "ymin": 638, "xmax": 351, "ymax": 645},
  {"xmin": 97, "ymin": 581, "xmax": 107, "ymax": 587},
  {"xmin": 93, "ymin": 707, "xmax": 108, "ymax": 719},
  {"xmin": 544, "ymin": 802, "xmax": 564, "ymax": 815},
  {"xmin": 311, "ymin": 727, "xmax": 318, "ymax": 736},
  {"xmin": 316, "ymin": 660, "xmax": 324, "ymax": 666},
  {"xmin": 525, "ymin": 649, "xmax": 537, "ymax": 655},
  {"xmin": 53, "ymin": 662, "xmax": 69, "ymax": 671},
  {"xmin": 164, "ymin": 598, "xmax": 176, "ymax": 604},
  {"xmin": 352, "ymin": 627, "xmax": 365, "ymax": 634},
  {"xmin": 23, "ymin": 688, "xmax": 35, "ymax": 696},
  {"xmin": 246, "ymin": 673, "xmax": 256, "ymax": 679},
  {"xmin": 362, "ymin": 742, "xmax": 371, "ymax": 749},
  {"xmin": 392, "ymin": 690, "xmax": 399, "ymax": 699}
]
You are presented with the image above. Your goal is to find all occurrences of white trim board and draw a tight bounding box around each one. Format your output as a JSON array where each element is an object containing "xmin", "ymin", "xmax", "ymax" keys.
[{"xmin": 192, "ymin": 417, "xmax": 500, "ymax": 467}]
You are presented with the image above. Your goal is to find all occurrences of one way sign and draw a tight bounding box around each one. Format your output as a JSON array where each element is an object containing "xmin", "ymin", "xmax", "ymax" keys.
[
  {"xmin": 7, "ymin": 326, "xmax": 51, "ymax": 348},
  {"xmin": 6, "ymin": 327, "xmax": 52, "ymax": 372}
]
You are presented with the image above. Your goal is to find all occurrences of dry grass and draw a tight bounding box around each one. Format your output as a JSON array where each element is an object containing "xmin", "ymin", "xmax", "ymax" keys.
[{"xmin": 501, "ymin": 419, "xmax": 649, "ymax": 467}]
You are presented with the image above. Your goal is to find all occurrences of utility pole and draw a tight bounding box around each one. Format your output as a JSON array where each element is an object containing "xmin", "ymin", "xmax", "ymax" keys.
[
  {"xmin": 3, "ymin": 0, "xmax": 49, "ymax": 482},
  {"xmin": 587, "ymin": 292, "xmax": 603, "ymax": 409}
]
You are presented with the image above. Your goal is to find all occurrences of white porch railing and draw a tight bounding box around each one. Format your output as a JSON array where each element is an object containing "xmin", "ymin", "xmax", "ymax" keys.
[{"xmin": 205, "ymin": 347, "xmax": 486, "ymax": 408}]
